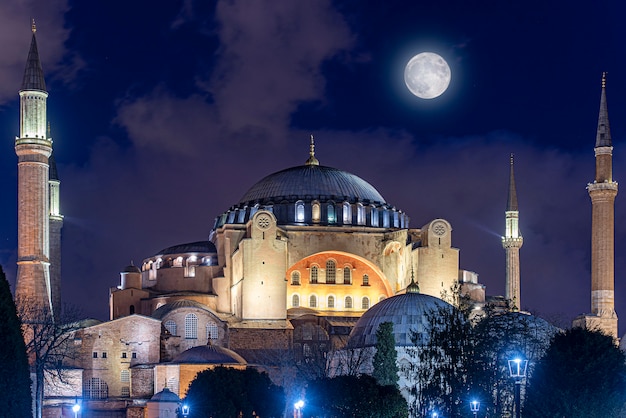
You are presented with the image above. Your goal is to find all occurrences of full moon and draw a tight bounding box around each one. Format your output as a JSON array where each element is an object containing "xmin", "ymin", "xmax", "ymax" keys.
[{"xmin": 404, "ymin": 52, "xmax": 451, "ymax": 99}]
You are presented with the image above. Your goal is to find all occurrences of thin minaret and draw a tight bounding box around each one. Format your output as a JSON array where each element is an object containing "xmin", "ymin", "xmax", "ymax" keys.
[
  {"xmin": 14, "ymin": 21, "xmax": 55, "ymax": 315},
  {"xmin": 502, "ymin": 154, "xmax": 523, "ymax": 311},
  {"xmin": 576, "ymin": 72, "xmax": 618, "ymax": 338},
  {"xmin": 49, "ymin": 122, "xmax": 63, "ymax": 317}
]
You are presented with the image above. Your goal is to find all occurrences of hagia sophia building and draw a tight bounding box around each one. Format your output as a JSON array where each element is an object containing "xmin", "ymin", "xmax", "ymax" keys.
[{"xmin": 12, "ymin": 25, "xmax": 619, "ymax": 417}]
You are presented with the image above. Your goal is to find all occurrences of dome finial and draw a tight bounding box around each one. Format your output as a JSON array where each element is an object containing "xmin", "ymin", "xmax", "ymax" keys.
[
  {"xmin": 602, "ymin": 71, "xmax": 607, "ymax": 89},
  {"xmin": 305, "ymin": 134, "xmax": 319, "ymax": 166},
  {"xmin": 406, "ymin": 265, "xmax": 420, "ymax": 293},
  {"xmin": 31, "ymin": 19, "xmax": 36, "ymax": 34}
]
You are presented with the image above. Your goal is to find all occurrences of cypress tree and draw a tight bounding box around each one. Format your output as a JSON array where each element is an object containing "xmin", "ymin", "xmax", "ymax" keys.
[
  {"xmin": 372, "ymin": 321, "xmax": 399, "ymax": 386},
  {"xmin": 0, "ymin": 265, "xmax": 32, "ymax": 415}
]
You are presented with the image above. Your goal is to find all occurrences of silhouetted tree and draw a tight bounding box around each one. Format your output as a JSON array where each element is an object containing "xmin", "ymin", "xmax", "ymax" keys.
[
  {"xmin": 0, "ymin": 265, "xmax": 32, "ymax": 416},
  {"xmin": 305, "ymin": 374, "xmax": 407, "ymax": 418},
  {"xmin": 524, "ymin": 327, "xmax": 626, "ymax": 418},
  {"xmin": 372, "ymin": 321, "xmax": 399, "ymax": 387},
  {"xmin": 184, "ymin": 366, "xmax": 285, "ymax": 418}
]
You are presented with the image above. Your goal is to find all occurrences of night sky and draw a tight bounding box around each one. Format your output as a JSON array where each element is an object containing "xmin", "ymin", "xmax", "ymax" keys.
[{"xmin": 1, "ymin": 0, "xmax": 626, "ymax": 332}]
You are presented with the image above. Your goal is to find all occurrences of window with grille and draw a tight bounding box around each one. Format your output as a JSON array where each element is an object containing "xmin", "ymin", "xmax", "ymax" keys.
[
  {"xmin": 185, "ymin": 314, "xmax": 198, "ymax": 339},
  {"xmin": 292, "ymin": 294, "xmax": 300, "ymax": 307},
  {"xmin": 345, "ymin": 296, "xmax": 353, "ymax": 309},
  {"xmin": 343, "ymin": 267, "xmax": 351, "ymax": 284},
  {"xmin": 310, "ymin": 266, "xmax": 318, "ymax": 284},
  {"xmin": 84, "ymin": 378, "xmax": 108, "ymax": 399},
  {"xmin": 326, "ymin": 260, "xmax": 336, "ymax": 284},
  {"xmin": 362, "ymin": 297, "xmax": 370, "ymax": 310},
  {"xmin": 120, "ymin": 370, "xmax": 130, "ymax": 383},
  {"xmin": 363, "ymin": 274, "xmax": 369, "ymax": 286},
  {"xmin": 207, "ymin": 322, "xmax": 219, "ymax": 340},
  {"xmin": 121, "ymin": 387, "xmax": 130, "ymax": 398},
  {"xmin": 291, "ymin": 271, "xmax": 301, "ymax": 285},
  {"xmin": 165, "ymin": 320, "xmax": 177, "ymax": 335},
  {"xmin": 309, "ymin": 295, "xmax": 317, "ymax": 308},
  {"xmin": 328, "ymin": 296, "xmax": 335, "ymax": 308}
]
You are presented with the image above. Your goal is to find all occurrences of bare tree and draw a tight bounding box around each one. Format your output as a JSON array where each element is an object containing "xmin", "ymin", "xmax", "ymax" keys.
[{"xmin": 16, "ymin": 296, "xmax": 83, "ymax": 418}]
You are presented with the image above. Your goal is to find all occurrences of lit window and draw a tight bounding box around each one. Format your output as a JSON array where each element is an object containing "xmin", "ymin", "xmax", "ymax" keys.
[
  {"xmin": 295, "ymin": 200, "xmax": 305, "ymax": 222},
  {"xmin": 327, "ymin": 203, "xmax": 336, "ymax": 224},
  {"xmin": 238, "ymin": 207, "xmax": 247, "ymax": 223},
  {"xmin": 310, "ymin": 266, "xmax": 318, "ymax": 284},
  {"xmin": 292, "ymin": 294, "xmax": 300, "ymax": 307},
  {"xmin": 370, "ymin": 207, "xmax": 379, "ymax": 227},
  {"xmin": 120, "ymin": 370, "xmax": 130, "ymax": 383},
  {"xmin": 185, "ymin": 314, "xmax": 198, "ymax": 339},
  {"xmin": 362, "ymin": 297, "xmax": 370, "ymax": 310},
  {"xmin": 342, "ymin": 202, "xmax": 351, "ymax": 224},
  {"xmin": 328, "ymin": 296, "xmax": 335, "ymax": 308},
  {"xmin": 383, "ymin": 209, "xmax": 390, "ymax": 228},
  {"xmin": 291, "ymin": 271, "xmax": 301, "ymax": 285},
  {"xmin": 309, "ymin": 295, "xmax": 317, "ymax": 308},
  {"xmin": 343, "ymin": 267, "xmax": 351, "ymax": 284},
  {"xmin": 345, "ymin": 296, "xmax": 353, "ymax": 309},
  {"xmin": 312, "ymin": 202, "xmax": 321, "ymax": 222},
  {"xmin": 326, "ymin": 260, "xmax": 336, "ymax": 284},
  {"xmin": 207, "ymin": 322, "xmax": 219, "ymax": 340},
  {"xmin": 357, "ymin": 203, "xmax": 365, "ymax": 225},
  {"xmin": 173, "ymin": 256, "xmax": 183, "ymax": 267},
  {"xmin": 165, "ymin": 320, "xmax": 177, "ymax": 335},
  {"xmin": 363, "ymin": 274, "xmax": 369, "ymax": 286}
]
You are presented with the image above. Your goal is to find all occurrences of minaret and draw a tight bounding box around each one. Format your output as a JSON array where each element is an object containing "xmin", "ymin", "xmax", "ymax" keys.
[
  {"xmin": 49, "ymin": 123, "xmax": 63, "ymax": 317},
  {"xmin": 502, "ymin": 154, "xmax": 523, "ymax": 311},
  {"xmin": 14, "ymin": 21, "xmax": 54, "ymax": 315},
  {"xmin": 575, "ymin": 73, "xmax": 618, "ymax": 339}
]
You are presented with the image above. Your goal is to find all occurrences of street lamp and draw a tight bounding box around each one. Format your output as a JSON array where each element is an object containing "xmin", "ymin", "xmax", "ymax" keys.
[
  {"xmin": 431, "ymin": 412, "xmax": 438, "ymax": 418},
  {"xmin": 181, "ymin": 404, "xmax": 190, "ymax": 417},
  {"xmin": 508, "ymin": 357, "xmax": 528, "ymax": 418},
  {"xmin": 294, "ymin": 399, "xmax": 304, "ymax": 418},
  {"xmin": 470, "ymin": 400, "xmax": 480, "ymax": 418},
  {"xmin": 72, "ymin": 402, "xmax": 80, "ymax": 418}
]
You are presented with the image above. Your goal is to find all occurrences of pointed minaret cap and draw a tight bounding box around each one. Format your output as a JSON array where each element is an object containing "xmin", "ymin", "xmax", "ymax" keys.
[
  {"xmin": 21, "ymin": 19, "xmax": 47, "ymax": 92},
  {"xmin": 595, "ymin": 72, "xmax": 612, "ymax": 148},
  {"xmin": 406, "ymin": 266, "xmax": 420, "ymax": 293},
  {"xmin": 305, "ymin": 134, "xmax": 320, "ymax": 166},
  {"xmin": 507, "ymin": 154, "xmax": 518, "ymax": 212}
]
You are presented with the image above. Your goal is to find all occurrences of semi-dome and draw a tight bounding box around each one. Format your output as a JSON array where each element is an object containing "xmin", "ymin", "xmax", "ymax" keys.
[
  {"xmin": 347, "ymin": 289, "xmax": 454, "ymax": 348},
  {"xmin": 239, "ymin": 164, "xmax": 386, "ymax": 206},
  {"xmin": 171, "ymin": 345, "xmax": 247, "ymax": 365}
]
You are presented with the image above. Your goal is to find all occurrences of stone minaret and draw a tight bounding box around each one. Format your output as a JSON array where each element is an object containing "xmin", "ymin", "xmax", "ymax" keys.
[
  {"xmin": 14, "ymin": 21, "xmax": 55, "ymax": 315},
  {"xmin": 502, "ymin": 154, "xmax": 523, "ymax": 310},
  {"xmin": 49, "ymin": 126, "xmax": 63, "ymax": 316},
  {"xmin": 574, "ymin": 72, "xmax": 618, "ymax": 339}
]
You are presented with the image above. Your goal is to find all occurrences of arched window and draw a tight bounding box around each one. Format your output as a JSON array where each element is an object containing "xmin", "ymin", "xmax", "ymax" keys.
[
  {"xmin": 185, "ymin": 314, "xmax": 198, "ymax": 339},
  {"xmin": 238, "ymin": 207, "xmax": 247, "ymax": 223},
  {"xmin": 173, "ymin": 256, "xmax": 183, "ymax": 267},
  {"xmin": 328, "ymin": 295, "xmax": 335, "ymax": 308},
  {"xmin": 345, "ymin": 296, "xmax": 353, "ymax": 309},
  {"xmin": 295, "ymin": 200, "xmax": 305, "ymax": 222},
  {"xmin": 292, "ymin": 294, "xmax": 300, "ymax": 307},
  {"xmin": 185, "ymin": 256, "xmax": 197, "ymax": 277},
  {"xmin": 164, "ymin": 320, "xmax": 177, "ymax": 335},
  {"xmin": 370, "ymin": 206, "xmax": 379, "ymax": 227},
  {"xmin": 327, "ymin": 203, "xmax": 336, "ymax": 224},
  {"xmin": 362, "ymin": 297, "xmax": 370, "ymax": 310},
  {"xmin": 206, "ymin": 322, "xmax": 219, "ymax": 340},
  {"xmin": 343, "ymin": 267, "xmax": 351, "ymax": 284},
  {"xmin": 326, "ymin": 260, "xmax": 336, "ymax": 284},
  {"xmin": 357, "ymin": 203, "xmax": 365, "ymax": 225},
  {"xmin": 393, "ymin": 211, "xmax": 399, "ymax": 228},
  {"xmin": 310, "ymin": 266, "xmax": 318, "ymax": 284},
  {"xmin": 383, "ymin": 209, "xmax": 390, "ymax": 228},
  {"xmin": 291, "ymin": 271, "xmax": 301, "ymax": 285},
  {"xmin": 362, "ymin": 274, "xmax": 369, "ymax": 286},
  {"xmin": 309, "ymin": 295, "xmax": 317, "ymax": 308},
  {"xmin": 312, "ymin": 202, "xmax": 321, "ymax": 223},
  {"xmin": 342, "ymin": 202, "xmax": 351, "ymax": 224}
]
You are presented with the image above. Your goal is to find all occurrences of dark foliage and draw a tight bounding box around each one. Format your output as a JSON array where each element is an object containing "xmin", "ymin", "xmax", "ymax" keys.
[
  {"xmin": 0, "ymin": 265, "xmax": 32, "ymax": 416},
  {"xmin": 372, "ymin": 321, "xmax": 399, "ymax": 387},
  {"xmin": 305, "ymin": 374, "xmax": 408, "ymax": 418},
  {"xmin": 184, "ymin": 366, "xmax": 285, "ymax": 418},
  {"xmin": 524, "ymin": 327, "xmax": 626, "ymax": 418}
]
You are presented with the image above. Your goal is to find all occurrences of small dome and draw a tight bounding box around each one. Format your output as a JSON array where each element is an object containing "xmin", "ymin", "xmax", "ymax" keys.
[
  {"xmin": 238, "ymin": 165, "xmax": 386, "ymax": 206},
  {"xmin": 152, "ymin": 300, "xmax": 211, "ymax": 320},
  {"xmin": 347, "ymin": 292, "xmax": 454, "ymax": 348},
  {"xmin": 156, "ymin": 241, "xmax": 217, "ymax": 256},
  {"xmin": 123, "ymin": 264, "xmax": 141, "ymax": 273},
  {"xmin": 150, "ymin": 387, "xmax": 181, "ymax": 403},
  {"xmin": 172, "ymin": 345, "xmax": 247, "ymax": 365}
]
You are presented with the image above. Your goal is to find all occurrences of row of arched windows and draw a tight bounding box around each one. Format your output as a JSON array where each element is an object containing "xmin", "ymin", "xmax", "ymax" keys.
[
  {"xmin": 164, "ymin": 314, "xmax": 219, "ymax": 341},
  {"xmin": 291, "ymin": 265, "xmax": 369, "ymax": 286},
  {"xmin": 292, "ymin": 294, "xmax": 384, "ymax": 310}
]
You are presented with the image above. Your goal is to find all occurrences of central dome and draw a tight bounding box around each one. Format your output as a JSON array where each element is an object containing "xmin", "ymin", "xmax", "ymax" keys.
[{"xmin": 238, "ymin": 164, "xmax": 386, "ymax": 206}]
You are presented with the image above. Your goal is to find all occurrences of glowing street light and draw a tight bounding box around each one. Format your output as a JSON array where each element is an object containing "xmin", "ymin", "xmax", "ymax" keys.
[
  {"xmin": 508, "ymin": 357, "xmax": 528, "ymax": 418},
  {"xmin": 470, "ymin": 400, "xmax": 480, "ymax": 418},
  {"xmin": 431, "ymin": 412, "xmax": 438, "ymax": 418},
  {"xmin": 181, "ymin": 404, "xmax": 190, "ymax": 417},
  {"xmin": 294, "ymin": 399, "xmax": 304, "ymax": 418},
  {"xmin": 72, "ymin": 402, "xmax": 80, "ymax": 418}
]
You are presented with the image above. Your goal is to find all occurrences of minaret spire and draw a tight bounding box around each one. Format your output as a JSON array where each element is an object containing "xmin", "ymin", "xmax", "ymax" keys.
[
  {"xmin": 574, "ymin": 72, "xmax": 618, "ymax": 339},
  {"xmin": 502, "ymin": 154, "xmax": 523, "ymax": 311},
  {"xmin": 305, "ymin": 134, "xmax": 319, "ymax": 166}
]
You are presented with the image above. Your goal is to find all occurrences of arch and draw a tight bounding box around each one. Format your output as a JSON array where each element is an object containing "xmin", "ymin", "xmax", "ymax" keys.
[
  {"xmin": 362, "ymin": 274, "xmax": 369, "ymax": 286},
  {"xmin": 342, "ymin": 202, "xmax": 351, "ymax": 224},
  {"xmin": 312, "ymin": 201, "xmax": 321, "ymax": 223},
  {"xmin": 345, "ymin": 296, "xmax": 353, "ymax": 309},
  {"xmin": 206, "ymin": 321, "xmax": 219, "ymax": 340},
  {"xmin": 295, "ymin": 200, "xmax": 305, "ymax": 222},
  {"xmin": 292, "ymin": 294, "xmax": 300, "ymax": 307},
  {"xmin": 327, "ymin": 202, "xmax": 336, "ymax": 224},
  {"xmin": 309, "ymin": 295, "xmax": 318, "ymax": 308},
  {"xmin": 310, "ymin": 266, "xmax": 319, "ymax": 284},
  {"xmin": 362, "ymin": 296, "xmax": 370, "ymax": 310},
  {"xmin": 328, "ymin": 295, "xmax": 335, "ymax": 308},
  {"xmin": 343, "ymin": 266, "xmax": 352, "ymax": 284},
  {"xmin": 326, "ymin": 260, "xmax": 336, "ymax": 284},
  {"xmin": 164, "ymin": 320, "xmax": 177, "ymax": 335},
  {"xmin": 173, "ymin": 256, "xmax": 183, "ymax": 267},
  {"xmin": 291, "ymin": 271, "xmax": 301, "ymax": 285},
  {"xmin": 357, "ymin": 203, "xmax": 365, "ymax": 225},
  {"xmin": 185, "ymin": 313, "xmax": 198, "ymax": 339}
]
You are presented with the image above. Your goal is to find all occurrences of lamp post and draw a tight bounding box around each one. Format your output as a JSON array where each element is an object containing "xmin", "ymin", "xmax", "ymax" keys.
[
  {"xmin": 508, "ymin": 357, "xmax": 528, "ymax": 418},
  {"xmin": 294, "ymin": 399, "xmax": 304, "ymax": 418},
  {"xmin": 72, "ymin": 402, "xmax": 80, "ymax": 418},
  {"xmin": 470, "ymin": 400, "xmax": 480, "ymax": 418},
  {"xmin": 181, "ymin": 404, "xmax": 190, "ymax": 418},
  {"xmin": 431, "ymin": 412, "xmax": 438, "ymax": 418}
]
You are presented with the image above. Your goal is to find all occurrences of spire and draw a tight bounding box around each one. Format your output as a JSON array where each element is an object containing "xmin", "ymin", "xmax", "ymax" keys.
[
  {"xmin": 595, "ymin": 72, "xmax": 611, "ymax": 148},
  {"xmin": 21, "ymin": 20, "xmax": 47, "ymax": 92},
  {"xmin": 406, "ymin": 266, "xmax": 420, "ymax": 293},
  {"xmin": 507, "ymin": 154, "xmax": 518, "ymax": 211},
  {"xmin": 305, "ymin": 134, "xmax": 319, "ymax": 166}
]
